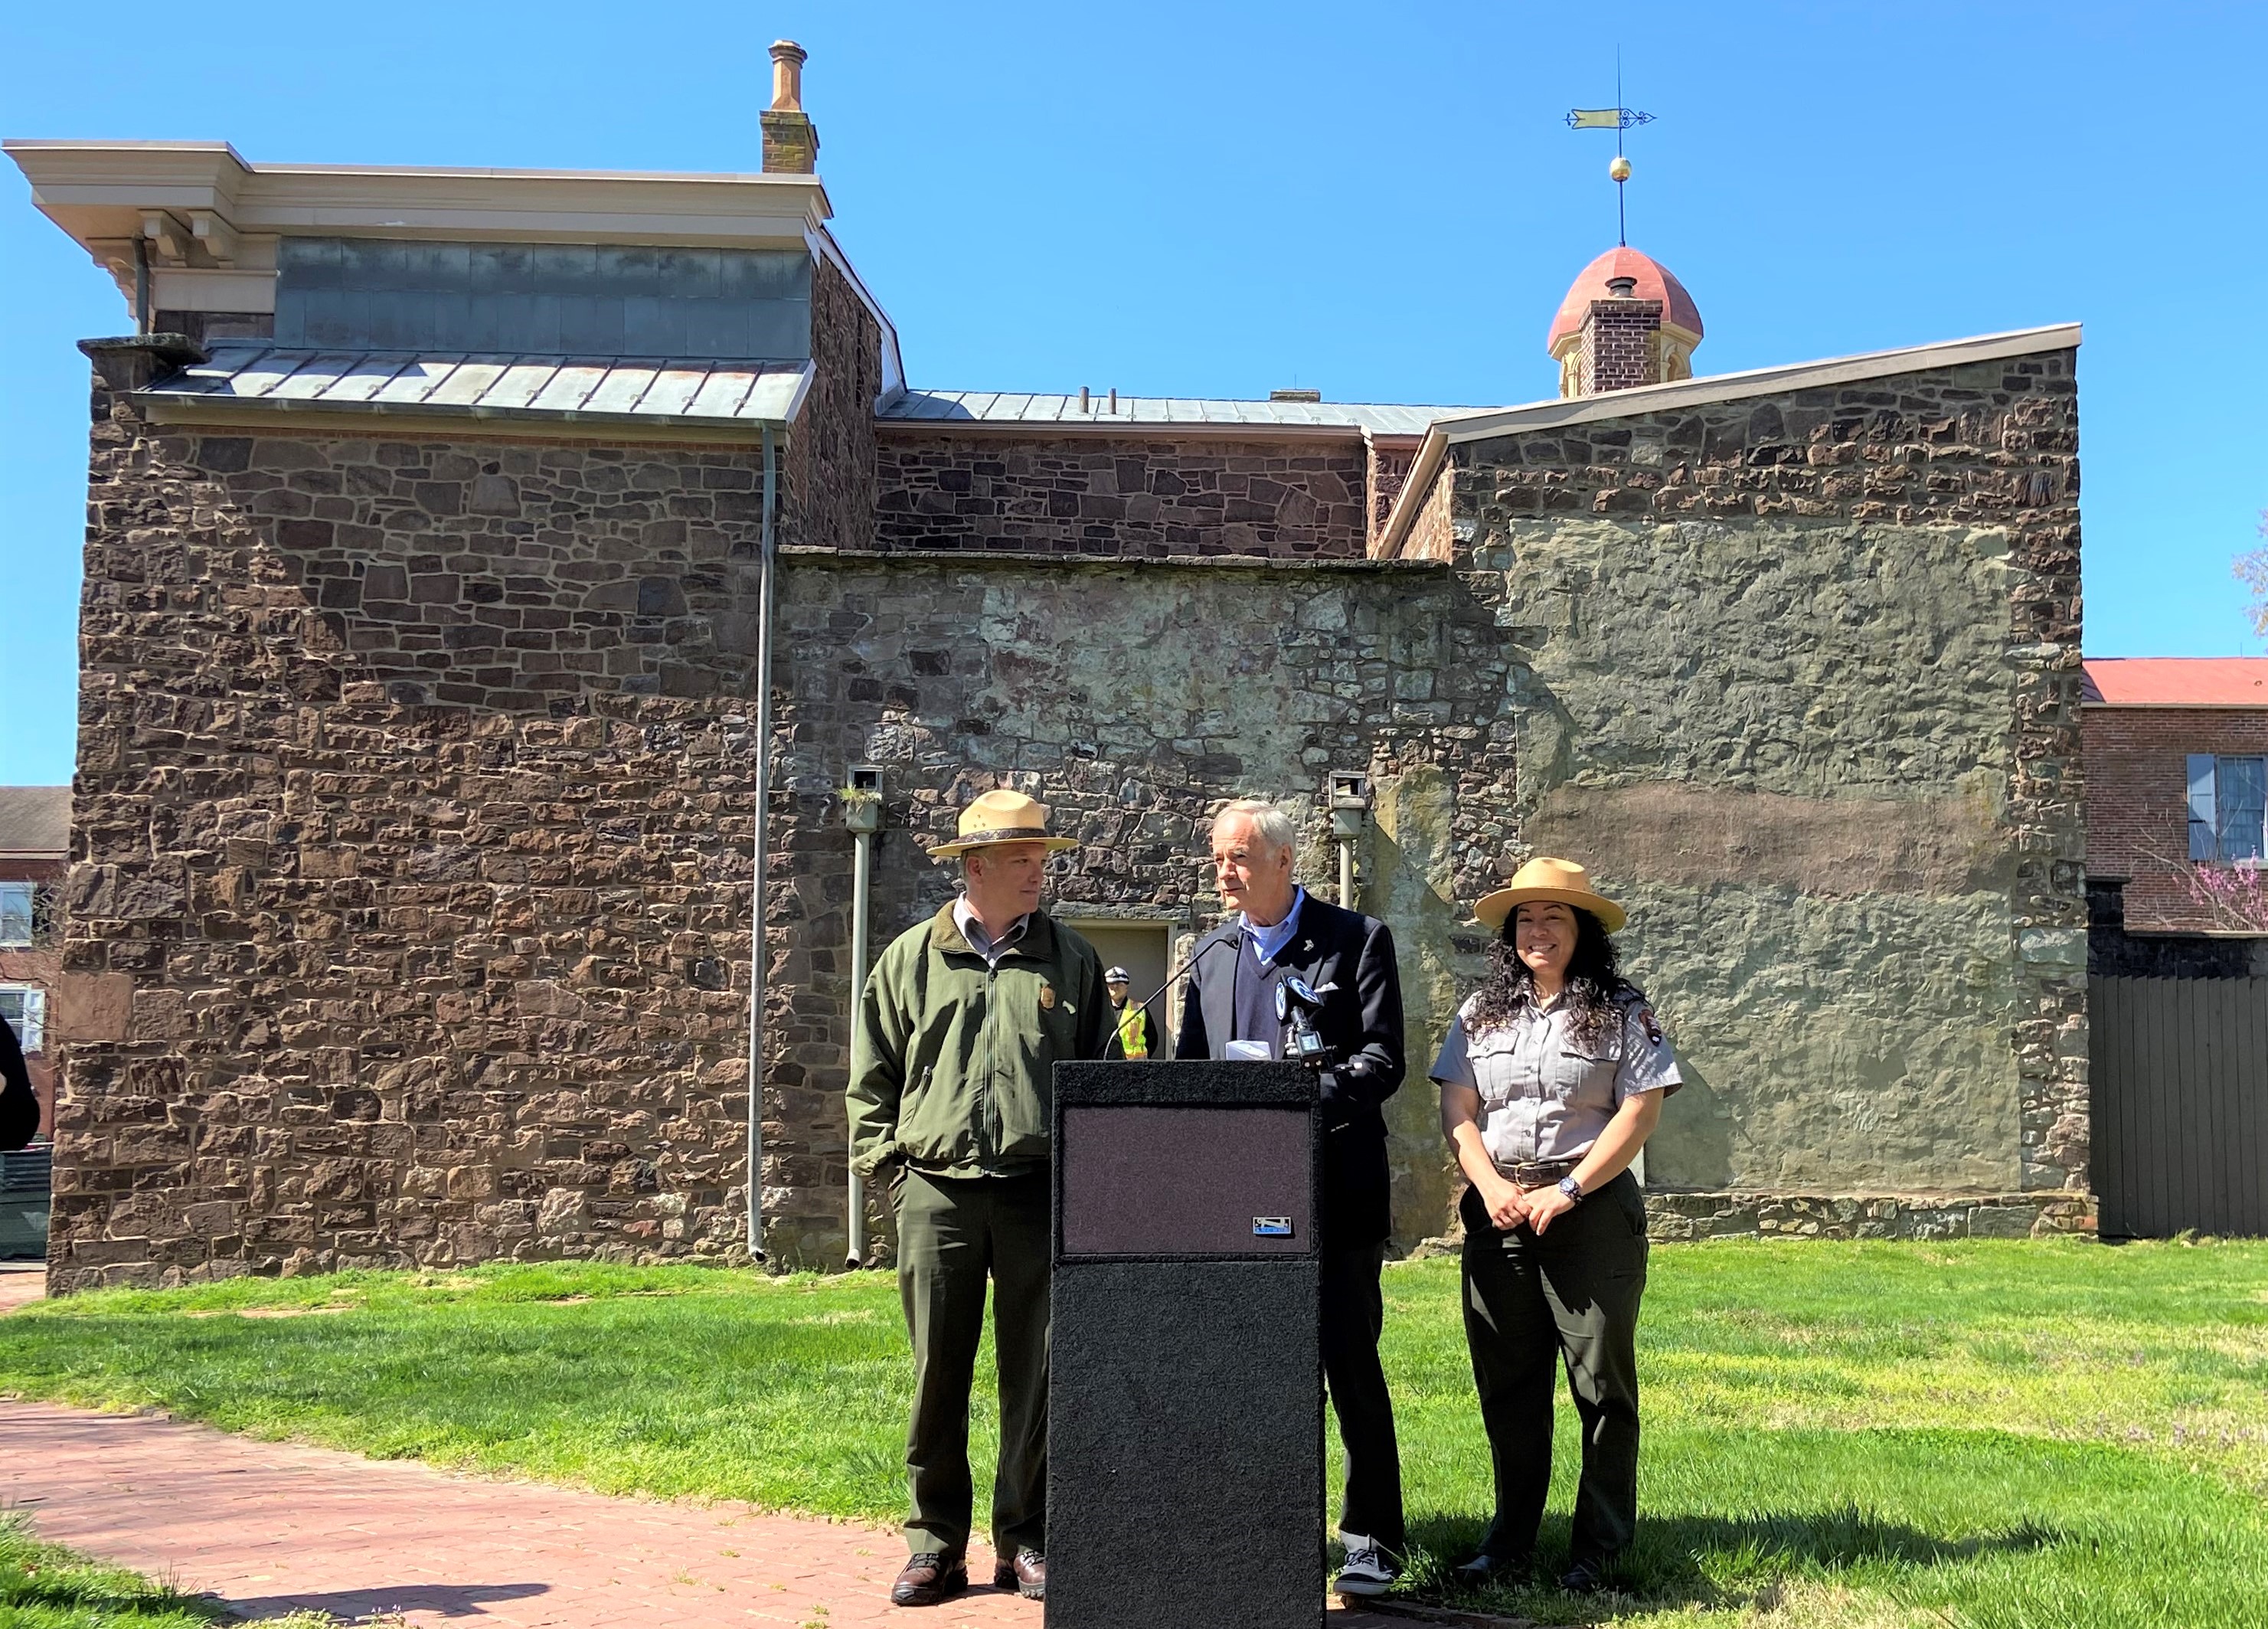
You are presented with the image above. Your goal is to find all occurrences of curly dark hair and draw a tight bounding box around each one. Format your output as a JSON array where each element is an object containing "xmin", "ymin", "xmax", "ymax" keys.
[{"xmin": 1466, "ymin": 904, "xmax": 1642, "ymax": 1052}]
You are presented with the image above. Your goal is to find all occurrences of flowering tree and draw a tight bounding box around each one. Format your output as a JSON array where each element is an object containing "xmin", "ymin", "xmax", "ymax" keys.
[
  {"xmin": 2240, "ymin": 512, "xmax": 2268, "ymax": 636},
  {"xmin": 2178, "ymin": 859, "xmax": 2268, "ymax": 934}
]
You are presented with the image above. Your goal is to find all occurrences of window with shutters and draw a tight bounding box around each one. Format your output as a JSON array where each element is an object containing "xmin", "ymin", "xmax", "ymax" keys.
[
  {"xmin": 2188, "ymin": 754, "xmax": 2268, "ymax": 862},
  {"xmin": 0, "ymin": 986, "xmax": 44, "ymax": 1054},
  {"xmin": 0, "ymin": 884, "xmax": 31, "ymax": 949}
]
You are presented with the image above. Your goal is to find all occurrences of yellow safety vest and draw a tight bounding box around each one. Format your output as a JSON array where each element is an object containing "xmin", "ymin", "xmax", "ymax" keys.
[{"xmin": 1115, "ymin": 1000, "xmax": 1149, "ymax": 1059}]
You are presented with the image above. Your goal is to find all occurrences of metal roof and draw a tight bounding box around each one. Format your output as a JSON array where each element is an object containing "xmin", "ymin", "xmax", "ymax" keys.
[
  {"xmin": 2082, "ymin": 658, "xmax": 2268, "ymax": 708},
  {"xmin": 877, "ymin": 390, "xmax": 1475, "ymax": 437},
  {"xmin": 0, "ymin": 787, "xmax": 70, "ymax": 861},
  {"xmin": 140, "ymin": 345, "xmax": 814, "ymax": 430}
]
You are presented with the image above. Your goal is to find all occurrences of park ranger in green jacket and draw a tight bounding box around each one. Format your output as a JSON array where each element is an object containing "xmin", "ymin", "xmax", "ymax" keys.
[{"xmin": 848, "ymin": 789, "xmax": 1110, "ymax": 1608}]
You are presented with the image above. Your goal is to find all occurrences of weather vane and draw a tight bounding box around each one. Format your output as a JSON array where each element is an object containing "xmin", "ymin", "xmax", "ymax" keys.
[{"xmin": 1566, "ymin": 55, "xmax": 1653, "ymax": 247}]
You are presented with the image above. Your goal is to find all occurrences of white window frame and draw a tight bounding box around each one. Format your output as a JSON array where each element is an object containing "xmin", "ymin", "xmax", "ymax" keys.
[
  {"xmin": 0, "ymin": 986, "xmax": 46, "ymax": 1054},
  {"xmin": 0, "ymin": 882, "xmax": 32, "ymax": 949}
]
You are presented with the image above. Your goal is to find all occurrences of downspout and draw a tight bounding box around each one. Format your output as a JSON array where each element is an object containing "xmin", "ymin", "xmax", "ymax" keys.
[
  {"xmin": 845, "ymin": 822, "xmax": 874, "ymax": 1267},
  {"xmin": 1338, "ymin": 839, "xmax": 1355, "ymax": 910},
  {"xmin": 744, "ymin": 425, "xmax": 778, "ymax": 1264}
]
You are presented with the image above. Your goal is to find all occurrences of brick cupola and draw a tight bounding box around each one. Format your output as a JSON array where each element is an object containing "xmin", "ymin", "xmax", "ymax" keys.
[
  {"xmin": 1547, "ymin": 245, "xmax": 1703, "ymax": 398},
  {"xmin": 761, "ymin": 40, "xmax": 819, "ymax": 175}
]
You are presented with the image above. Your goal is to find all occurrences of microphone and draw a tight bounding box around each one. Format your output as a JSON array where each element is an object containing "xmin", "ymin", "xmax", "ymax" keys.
[{"xmin": 1124, "ymin": 931, "xmax": 1239, "ymax": 1029}]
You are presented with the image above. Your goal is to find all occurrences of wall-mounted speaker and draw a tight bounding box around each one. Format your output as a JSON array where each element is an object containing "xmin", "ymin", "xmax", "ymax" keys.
[{"xmin": 1047, "ymin": 1061, "xmax": 1322, "ymax": 1629}]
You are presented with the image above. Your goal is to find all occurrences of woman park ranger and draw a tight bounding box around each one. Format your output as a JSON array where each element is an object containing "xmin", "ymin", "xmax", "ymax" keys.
[{"xmin": 1431, "ymin": 857, "xmax": 1681, "ymax": 1595}]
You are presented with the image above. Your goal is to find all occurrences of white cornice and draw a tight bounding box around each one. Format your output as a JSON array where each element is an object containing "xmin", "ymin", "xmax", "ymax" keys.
[
  {"xmin": 5, "ymin": 140, "xmax": 834, "ymax": 265},
  {"xmin": 1374, "ymin": 323, "xmax": 2083, "ymax": 558}
]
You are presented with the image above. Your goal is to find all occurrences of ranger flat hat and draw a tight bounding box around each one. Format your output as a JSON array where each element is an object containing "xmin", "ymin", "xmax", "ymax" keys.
[
  {"xmin": 926, "ymin": 789, "xmax": 1081, "ymax": 859},
  {"xmin": 1476, "ymin": 856, "xmax": 1627, "ymax": 934}
]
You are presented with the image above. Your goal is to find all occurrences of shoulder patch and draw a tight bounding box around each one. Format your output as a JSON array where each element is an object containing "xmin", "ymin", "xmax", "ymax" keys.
[{"xmin": 1635, "ymin": 1005, "xmax": 1663, "ymax": 1047}]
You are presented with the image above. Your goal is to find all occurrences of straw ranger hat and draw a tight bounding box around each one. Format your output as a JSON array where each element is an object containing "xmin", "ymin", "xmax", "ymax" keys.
[
  {"xmin": 926, "ymin": 789, "xmax": 1081, "ymax": 859},
  {"xmin": 1476, "ymin": 856, "xmax": 1627, "ymax": 934}
]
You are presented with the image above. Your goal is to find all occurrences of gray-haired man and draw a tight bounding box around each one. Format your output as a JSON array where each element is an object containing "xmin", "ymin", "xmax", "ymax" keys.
[{"xmin": 1175, "ymin": 797, "xmax": 1408, "ymax": 1595}]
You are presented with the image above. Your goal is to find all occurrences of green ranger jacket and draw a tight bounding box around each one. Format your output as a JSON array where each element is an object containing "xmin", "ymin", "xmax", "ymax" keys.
[{"xmin": 848, "ymin": 903, "xmax": 1112, "ymax": 1179}]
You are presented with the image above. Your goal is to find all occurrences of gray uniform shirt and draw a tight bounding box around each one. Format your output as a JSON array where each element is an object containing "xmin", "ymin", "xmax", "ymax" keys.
[{"xmin": 1430, "ymin": 990, "xmax": 1682, "ymax": 1169}]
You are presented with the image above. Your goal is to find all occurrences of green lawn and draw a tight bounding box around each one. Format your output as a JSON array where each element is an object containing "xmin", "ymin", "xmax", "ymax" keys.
[
  {"xmin": 0, "ymin": 1513, "xmax": 225, "ymax": 1629},
  {"xmin": 2, "ymin": 1241, "xmax": 2263, "ymax": 1628}
]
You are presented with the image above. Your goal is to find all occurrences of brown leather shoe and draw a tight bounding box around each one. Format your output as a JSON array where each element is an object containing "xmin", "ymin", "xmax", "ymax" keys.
[
  {"xmin": 891, "ymin": 1552, "xmax": 967, "ymax": 1606},
  {"xmin": 992, "ymin": 1548, "xmax": 1046, "ymax": 1600}
]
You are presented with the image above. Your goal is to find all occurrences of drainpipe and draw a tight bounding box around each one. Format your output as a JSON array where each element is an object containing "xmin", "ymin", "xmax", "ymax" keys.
[
  {"xmin": 744, "ymin": 425, "xmax": 779, "ymax": 1265},
  {"xmin": 842, "ymin": 765, "xmax": 882, "ymax": 1268},
  {"xmin": 1328, "ymin": 770, "xmax": 1371, "ymax": 909}
]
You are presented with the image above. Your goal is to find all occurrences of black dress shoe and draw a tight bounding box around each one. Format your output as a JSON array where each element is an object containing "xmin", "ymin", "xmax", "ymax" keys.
[
  {"xmin": 891, "ymin": 1552, "xmax": 968, "ymax": 1606},
  {"xmin": 992, "ymin": 1548, "xmax": 1046, "ymax": 1599},
  {"xmin": 1557, "ymin": 1557, "xmax": 1616, "ymax": 1595},
  {"xmin": 1455, "ymin": 1551, "xmax": 1533, "ymax": 1586}
]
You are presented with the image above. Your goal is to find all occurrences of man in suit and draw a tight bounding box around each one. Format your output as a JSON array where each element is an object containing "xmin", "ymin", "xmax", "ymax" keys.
[{"xmin": 1175, "ymin": 797, "xmax": 1407, "ymax": 1597}]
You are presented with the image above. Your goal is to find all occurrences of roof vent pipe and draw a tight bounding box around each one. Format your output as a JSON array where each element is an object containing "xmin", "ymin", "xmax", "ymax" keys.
[{"xmin": 1605, "ymin": 275, "xmax": 1639, "ymax": 299}]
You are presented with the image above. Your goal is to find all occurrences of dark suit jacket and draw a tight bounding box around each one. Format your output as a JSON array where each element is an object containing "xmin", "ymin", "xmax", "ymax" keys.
[{"xmin": 1174, "ymin": 892, "xmax": 1406, "ymax": 1246}]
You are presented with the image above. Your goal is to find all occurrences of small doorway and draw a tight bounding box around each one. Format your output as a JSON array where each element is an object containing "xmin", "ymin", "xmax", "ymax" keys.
[{"xmin": 1060, "ymin": 920, "xmax": 1176, "ymax": 1045}]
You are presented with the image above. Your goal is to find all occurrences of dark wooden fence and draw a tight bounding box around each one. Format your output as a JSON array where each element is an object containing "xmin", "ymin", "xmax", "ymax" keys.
[{"xmin": 2089, "ymin": 976, "xmax": 2268, "ymax": 1238}]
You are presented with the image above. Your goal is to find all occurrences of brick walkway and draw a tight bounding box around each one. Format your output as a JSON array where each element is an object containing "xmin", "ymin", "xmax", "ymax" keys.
[{"xmin": 0, "ymin": 1398, "xmax": 1407, "ymax": 1628}]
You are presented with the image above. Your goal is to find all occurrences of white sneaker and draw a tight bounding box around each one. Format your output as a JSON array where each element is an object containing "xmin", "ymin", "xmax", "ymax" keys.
[{"xmin": 1333, "ymin": 1533, "xmax": 1396, "ymax": 1597}]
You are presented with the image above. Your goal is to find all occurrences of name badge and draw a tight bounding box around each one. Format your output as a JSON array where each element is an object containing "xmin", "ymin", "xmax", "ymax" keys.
[{"xmin": 1252, "ymin": 1217, "xmax": 1293, "ymax": 1238}]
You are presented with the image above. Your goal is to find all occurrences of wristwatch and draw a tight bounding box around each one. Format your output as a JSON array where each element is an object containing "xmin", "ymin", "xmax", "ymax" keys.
[{"xmin": 1557, "ymin": 1175, "xmax": 1586, "ymax": 1204}]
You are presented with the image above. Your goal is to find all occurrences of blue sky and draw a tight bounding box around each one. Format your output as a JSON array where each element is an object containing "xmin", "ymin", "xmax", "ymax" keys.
[{"xmin": 4, "ymin": 0, "xmax": 2264, "ymax": 784}]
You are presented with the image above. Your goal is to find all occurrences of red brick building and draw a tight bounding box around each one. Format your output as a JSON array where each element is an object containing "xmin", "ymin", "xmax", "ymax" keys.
[
  {"xmin": 2083, "ymin": 658, "xmax": 2268, "ymax": 947},
  {"xmin": 0, "ymin": 787, "xmax": 70, "ymax": 1140}
]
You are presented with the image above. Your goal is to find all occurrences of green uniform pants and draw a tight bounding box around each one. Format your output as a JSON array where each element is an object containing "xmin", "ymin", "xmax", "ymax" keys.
[
  {"xmin": 895, "ymin": 1167, "xmax": 1051, "ymax": 1560},
  {"xmin": 1459, "ymin": 1169, "xmax": 1649, "ymax": 1567}
]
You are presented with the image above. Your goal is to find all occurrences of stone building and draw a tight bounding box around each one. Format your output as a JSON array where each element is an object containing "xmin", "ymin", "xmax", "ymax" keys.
[
  {"xmin": 2083, "ymin": 657, "xmax": 2268, "ymax": 972},
  {"xmin": 8, "ymin": 48, "xmax": 2089, "ymax": 1289}
]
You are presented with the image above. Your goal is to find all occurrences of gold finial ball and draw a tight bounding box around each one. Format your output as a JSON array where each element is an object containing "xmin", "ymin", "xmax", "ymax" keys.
[{"xmin": 1609, "ymin": 155, "xmax": 1632, "ymax": 183}]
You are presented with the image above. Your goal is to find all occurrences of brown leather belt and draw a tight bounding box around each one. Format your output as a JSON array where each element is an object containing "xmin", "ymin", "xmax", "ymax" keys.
[{"xmin": 1507, "ymin": 1159, "xmax": 1580, "ymax": 1191}]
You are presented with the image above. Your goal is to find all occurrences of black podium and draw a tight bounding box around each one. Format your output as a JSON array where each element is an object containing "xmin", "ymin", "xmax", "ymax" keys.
[{"xmin": 1046, "ymin": 1061, "xmax": 1322, "ymax": 1629}]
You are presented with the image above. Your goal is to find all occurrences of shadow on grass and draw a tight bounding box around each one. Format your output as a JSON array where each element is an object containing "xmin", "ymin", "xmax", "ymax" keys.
[{"xmin": 1401, "ymin": 1505, "xmax": 2063, "ymax": 1618}]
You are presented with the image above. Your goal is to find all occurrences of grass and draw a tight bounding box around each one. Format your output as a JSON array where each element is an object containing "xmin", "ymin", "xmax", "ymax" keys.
[
  {"xmin": 1, "ymin": 1241, "xmax": 2264, "ymax": 1627},
  {"xmin": 0, "ymin": 1513, "xmax": 225, "ymax": 1629}
]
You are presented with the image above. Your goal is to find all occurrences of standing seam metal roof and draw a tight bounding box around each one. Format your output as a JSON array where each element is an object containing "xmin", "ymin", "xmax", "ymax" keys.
[
  {"xmin": 876, "ymin": 389, "xmax": 1479, "ymax": 437},
  {"xmin": 139, "ymin": 345, "xmax": 815, "ymax": 428}
]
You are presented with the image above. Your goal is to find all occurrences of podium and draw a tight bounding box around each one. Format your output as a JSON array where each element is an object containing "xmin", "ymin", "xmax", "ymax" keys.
[{"xmin": 1046, "ymin": 1061, "xmax": 1322, "ymax": 1629}]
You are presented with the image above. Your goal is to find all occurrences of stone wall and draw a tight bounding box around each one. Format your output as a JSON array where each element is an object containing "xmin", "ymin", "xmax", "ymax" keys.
[
  {"xmin": 1432, "ymin": 347, "xmax": 2088, "ymax": 1199},
  {"xmin": 790, "ymin": 254, "xmax": 882, "ymax": 556},
  {"xmin": 763, "ymin": 548, "xmax": 1500, "ymax": 1259},
  {"xmin": 54, "ymin": 359, "xmax": 796, "ymax": 1291},
  {"xmin": 51, "ymin": 338, "xmax": 2090, "ymax": 1286},
  {"xmin": 872, "ymin": 432, "xmax": 1371, "ymax": 558},
  {"xmin": 2083, "ymin": 702, "xmax": 2268, "ymax": 932}
]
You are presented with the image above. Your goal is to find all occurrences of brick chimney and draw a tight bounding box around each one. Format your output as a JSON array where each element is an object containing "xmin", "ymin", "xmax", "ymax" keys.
[
  {"xmin": 1578, "ymin": 275, "xmax": 1665, "ymax": 395},
  {"xmin": 761, "ymin": 41, "xmax": 819, "ymax": 175}
]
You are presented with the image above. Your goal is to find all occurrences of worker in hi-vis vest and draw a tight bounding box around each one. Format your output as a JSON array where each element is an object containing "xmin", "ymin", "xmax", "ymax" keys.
[{"xmin": 1101, "ymin": 965, "xmax": 1158, "ymax": 1060}]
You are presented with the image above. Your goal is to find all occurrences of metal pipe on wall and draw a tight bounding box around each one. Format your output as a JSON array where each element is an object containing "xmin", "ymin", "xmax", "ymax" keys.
[
  {"xmin": 845, "ymin": 824, "xmax": 874, "ymax": 1268},
  {"xmin": 1338, "ymin": 840, "xmax": 1355, "ymax": 910},
  {"xmin": 743, "ymin": 425, "xmax": 778, "ymax": 1265}
]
